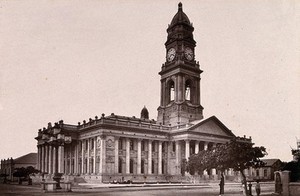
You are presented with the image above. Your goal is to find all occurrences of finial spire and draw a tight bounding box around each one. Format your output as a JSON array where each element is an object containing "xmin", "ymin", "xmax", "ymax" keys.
[{"xmin": 178, "ymin": 2, "xmax": 182, "ymax": 11}]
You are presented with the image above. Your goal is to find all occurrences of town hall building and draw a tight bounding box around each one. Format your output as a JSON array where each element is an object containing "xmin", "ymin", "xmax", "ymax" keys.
[{"xmin": 35, "ymin": 3, "xmax": 251, "ymax": 183}]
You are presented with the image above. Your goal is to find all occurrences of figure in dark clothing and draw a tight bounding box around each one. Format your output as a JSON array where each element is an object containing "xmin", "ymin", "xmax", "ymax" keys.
[
  {"xmin": 255, "ymin": 180, "xmax": 261, "ymax": 196},
  {"xmin": 219, "ymin": 173, "xmax": 225, "ymax": 196}
]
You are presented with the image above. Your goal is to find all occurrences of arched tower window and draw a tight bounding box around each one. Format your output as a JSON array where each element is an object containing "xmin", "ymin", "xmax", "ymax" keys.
[
  {"xmin": 167, "ymin": 80, "xmax": 175, "ymax": 103},
  {"xmin": 185, "ymin": 80, "xmax": 192, "ymax": 101}
]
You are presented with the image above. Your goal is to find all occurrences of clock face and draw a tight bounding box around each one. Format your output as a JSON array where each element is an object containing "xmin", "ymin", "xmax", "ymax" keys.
[
  {"xmin": 184, "ymin": 47, "xmax": 194, "ymax": 61},
  {"xmin": 167, "ymin": 48, "xmax": 176, "ymax": 62}
]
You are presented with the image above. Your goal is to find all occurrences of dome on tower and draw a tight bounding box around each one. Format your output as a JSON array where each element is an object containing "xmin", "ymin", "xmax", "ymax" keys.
[
  {"xmin": 140, "ymin": 106, "xmax": 149, "ymax": 120},
  {"xmin": 170, "ymin": 2, "xmax": 191, "ymax": 27}
]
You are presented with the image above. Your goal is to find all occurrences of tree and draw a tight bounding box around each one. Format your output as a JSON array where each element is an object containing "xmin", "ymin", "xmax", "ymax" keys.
[
  {"xmin": 186, "ymin": 139, "xmax": 267, "ymax": 196},
  {"xmin": 13, "ymin": 166, "xmax": 39, "ymax": 184},
  {"xmin": 282, "ymin": 159, "xmax": 300, "ymax": 182}
]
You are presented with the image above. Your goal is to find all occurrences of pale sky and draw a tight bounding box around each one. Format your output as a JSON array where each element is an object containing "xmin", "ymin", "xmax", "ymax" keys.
[{"xmin": 0, "ymin": 0, "xmax": 299, "ymax": 162}]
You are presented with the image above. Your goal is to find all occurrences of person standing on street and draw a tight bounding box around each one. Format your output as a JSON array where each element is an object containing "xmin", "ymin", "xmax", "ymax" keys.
[{"xmin": 255, "ymin": 180, "xmax": 261, "ymax": 196}]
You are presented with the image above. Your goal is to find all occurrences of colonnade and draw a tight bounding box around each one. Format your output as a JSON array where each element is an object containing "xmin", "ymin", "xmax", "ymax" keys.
[{"xmin": 37, "ymin": 136, "xmax": 222, "ymax": 176}]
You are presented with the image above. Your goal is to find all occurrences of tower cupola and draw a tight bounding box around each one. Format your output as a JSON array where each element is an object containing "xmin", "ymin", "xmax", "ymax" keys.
[{"xmin": 170, "ymin": 3, "xmax": 191, "ymax": 27}]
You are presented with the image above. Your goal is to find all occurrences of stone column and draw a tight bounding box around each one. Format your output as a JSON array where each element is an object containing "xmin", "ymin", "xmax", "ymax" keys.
[
  {"xmin": 87, "ymin": 138, "xmax": 90, "ymax": 174},
  {"xmin": 114, "ymin": 137, "xmax": 119, "ymax": 173},
  {"xmin": 74, "ymin": 142, "xmax": 78, "ymax": 174},
  {"xmin": 175, "ymin": 141, "xmax": 180, "ymax": 174},
  {"xmin": 211, "ymin": 143, "xmax": 217, "ymax": 176},
  {"xmin": 195, "ymin": 141, "xmax": 199, "ymax": 154},
  {"xmin": 69, "ymin": 146, "xmax": 72, "ymax": 174},
  {"xmin": 48, "ymin": 145, "xmax": 52, "ymax": 174},
  {"xmin": 125, "ymin": 138, "xmax": 130, "ymax": 174},
  {"xmin": 99, "ymin": 136, "xmax": 106, "ymax": 174},
  {"xmin": 52, "ymin": 146, "xmax": 56, "ymax": 173},
  {"xmin": 93, "ymin": 138, "xmax": 96, "ymax": 174},
  {"xmin": 81, "ymin": 140, "xmax": 84, "ymax": 174},
  {"xmin": 37, "ymin": 146, "xmax": 40, "ymax": 171},
  {"xmin": 203, "ymin": 142, "xmax": 208, "ymax": 175},
  {"xmin": 185, "ymin": 140, "xmax": 190, "ymax": 160},
  {"xmin": 41, "ymin": 145, "xmax": 45, "ymax": 173},
  {"xmin": 158, "ymin": 141, "xmax": 162, "ymax": 175},
  {"xmin": 137, "ymin": 139, "xmax": 142, "ymax": 174},
  {"xmin": 148, "ymin": 140, "xmax": 152, "ymax": 174},
  {"xmin": 58, "ymin": 144, "xmax": 64, "ymax": 173},
  {"xmin": 204, "ymin": 142, "xmax": 208, "ymax": 151},
  {"xmin": 178, "ymin": 74, "xmax": 183, "ymax": 102},
  {"xmin": 45, "ymin": 145, "xmax": 49, "ymax": 173}
]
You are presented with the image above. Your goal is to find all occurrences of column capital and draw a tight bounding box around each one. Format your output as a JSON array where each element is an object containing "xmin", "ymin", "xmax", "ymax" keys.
[
  {"xmin": 137, "ymin": 138, "xmax": 143, "ymax": 142},
  {"xmin": 114, "ymin": 136, "xmax": 120, "ymax": 141},
  {"xmin": 100, "ymin": 135, "xmax": 106, "ymax": 140},
  {"xmin": 184, "ymin": 139, "xmax": 191, "ymax": 143}
]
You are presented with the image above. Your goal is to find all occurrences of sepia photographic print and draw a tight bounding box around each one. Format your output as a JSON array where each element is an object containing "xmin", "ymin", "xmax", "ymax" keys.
[{"xmin": 0, "ymin": 1, "xmax": 299, "ymax": 195}]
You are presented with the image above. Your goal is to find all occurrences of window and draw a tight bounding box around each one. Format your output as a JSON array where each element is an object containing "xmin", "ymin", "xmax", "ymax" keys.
[
  {"xmin": 85, "ymin": 140, "xmax": 88, "ymax": 151},
  {"xmin": 152, "ymin": 141, "xmax": 155, "ymax": 152},
  {"xmin": 264, "ymin": 169, "xmax": 268, "ymax": 177},
  {"xmin": 130, "ymin": 159, "xmax": 134, "ymax": 174},
  {"xmin": 119, "ymin": 139, "xmax": 123, "ymax": 150},
  {"xmin": 162, "ymin": 142, "xmax": 166, "ymax": 152},
  {"xmin": 141, "ymin": 159, "xmax": 145, "ymax": 174},
  {"xmin": 141, "ymin": 140, "xmax": 145, "ymax": 151},
  {"xmin": 118, "ymin": 158, "xmax": 123, "ymax": 173},
  {"xmin": 185, "ymin": 80, "xmax": 191, "ymax": 101},
  {"xmin": 152, "ymin": 160, "xmax": 155, "ymax": 174},
  {"xmin": 256, "ymin": 169, "xmax": 260, "ymax": 177},
  {"xmin": 130, "ymin": 140, "xmax": 134, "ymax": 150},
  {"xmin": 172, "ymin": 141, "xmax": 176, "ymax": 152},
  {"xmin": 168, "ymin": 80, "xmax": 175, "ymax": 103},
  {"xmin": 91, "ymin": 139, "xmax": 94, "ymax": 149},
  {"xmin": 162, "ymin": 159, "xmax": 165, "ymax": 174}
]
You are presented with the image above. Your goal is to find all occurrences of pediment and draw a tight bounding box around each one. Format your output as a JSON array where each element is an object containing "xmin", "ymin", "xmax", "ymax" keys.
[{"xmin": 188, "ymin": 116, "xmax": 235, "ymax": 137}]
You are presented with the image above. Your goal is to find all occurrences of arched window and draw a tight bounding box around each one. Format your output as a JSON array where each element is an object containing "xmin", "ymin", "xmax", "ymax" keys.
[
  {"xmin": 185, "ymin": 80, "xmax": 191, "ymax": 101},
  {"xmin": 167, "ymin": 80, "xmax": 175, "ymax": 103},
  {"xmin": 141, "ymin": 159, "xmax": 145, "ymax": 174},
  {"xmin": 130, "ymin": 159, "xmax": 134, "ymax": 174},
  {"xmin": 118, "ymin": 158, "xmax": 123, "ymax": 173}
]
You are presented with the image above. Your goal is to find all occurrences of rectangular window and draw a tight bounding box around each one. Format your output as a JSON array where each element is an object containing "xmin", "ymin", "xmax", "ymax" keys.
[
  {"xmin": 119, "ymin": 139, "xmax": 123, "ymax": 150},
  {"xmin": 130, "ymin": 140, "xmax": 134, "ymax": 150},
  {"xmin": 256, "ymin": 169, "xmax": 259, "ymax": 177},
  {"xmin": 91, "ymin": 139, "xmax": 94, "ymax": 149},
  {"xmin": 264, "ymin": 169, "xmax": 268, "ymax": 177},
  {"xmin": 172, "ymin": 142, "xmax": 176, "ymax": 152},
  {"xmin": 152, "ymin": 141, "xmax": 155, "ymax": 152},
  {"xmin": 141, "ymin": 140, "xmax": 145, "ymax": 151}
]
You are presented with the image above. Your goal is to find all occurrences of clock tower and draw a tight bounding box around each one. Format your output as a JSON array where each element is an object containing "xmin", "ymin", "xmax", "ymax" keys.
[{"xmin": 157, "ymin": 3, "xmax": 203, "ymax": 126}]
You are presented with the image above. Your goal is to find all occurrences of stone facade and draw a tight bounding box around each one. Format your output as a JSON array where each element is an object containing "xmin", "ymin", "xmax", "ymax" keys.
[{"xmin": 35, "ymin": 3, "xmax": 251, "ymax": 183}]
